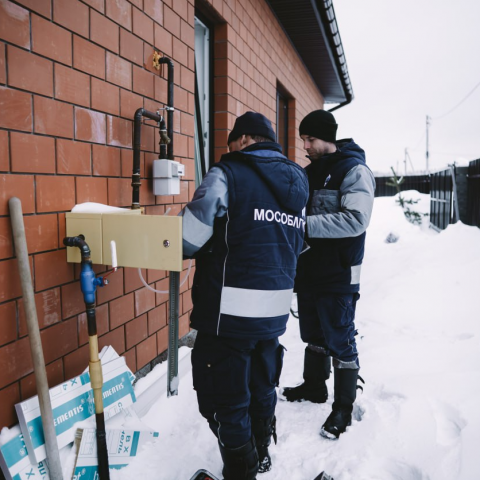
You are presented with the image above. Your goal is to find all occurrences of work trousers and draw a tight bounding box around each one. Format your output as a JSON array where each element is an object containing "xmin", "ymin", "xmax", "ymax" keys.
[
  {"xmin": 297, "ymin": 292, "xmax": 360, "ymax": 367},
  {"xmin": 192, "ymin": 331, "xmax": 284, "ymax": 448}
]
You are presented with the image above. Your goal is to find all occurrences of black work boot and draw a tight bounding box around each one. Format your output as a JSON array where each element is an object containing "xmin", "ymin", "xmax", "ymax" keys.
[
  {"xmin": 219, "ymin": 437, "xmax": 259, "ymax": 480},
  {"xmin": 320, "ymin": 368, "xmax": 359, "ymax": 439},
  {"xmin": 282, "ymin": 347, "xmax": 330, "ymax": 403},
  {"xmin": 251, "ymin": 415, "xmax": 277, "ymax": 473}
]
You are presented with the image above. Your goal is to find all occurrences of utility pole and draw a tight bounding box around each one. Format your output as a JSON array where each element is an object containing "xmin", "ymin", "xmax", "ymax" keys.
[
  {"xmin": 426, "ymin": 115, "xmax": 430, "ymax": 173},
  {"xmin": 404, "ymin": 148, "xmax": 407, "ymax": 176}
]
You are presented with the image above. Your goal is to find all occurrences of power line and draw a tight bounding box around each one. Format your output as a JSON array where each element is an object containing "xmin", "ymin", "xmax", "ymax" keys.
[{"xmin": 432, "ymin": 80, "xmax": 480, "ymax": 120}]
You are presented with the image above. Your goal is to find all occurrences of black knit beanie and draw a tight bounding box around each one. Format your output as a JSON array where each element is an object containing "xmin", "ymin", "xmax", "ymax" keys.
[
  {"xmin": 299, "ymin": 109, "xmax": 338, "ymax": 143},
  {"xmin": 227, "ymin": 111, "xmax": 276, "ymax": 144}
]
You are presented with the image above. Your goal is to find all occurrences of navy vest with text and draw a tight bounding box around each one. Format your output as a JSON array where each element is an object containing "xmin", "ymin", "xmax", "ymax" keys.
[{"xmin": 190, "ymin": 143, "xmax": 308, "ymax": 340}]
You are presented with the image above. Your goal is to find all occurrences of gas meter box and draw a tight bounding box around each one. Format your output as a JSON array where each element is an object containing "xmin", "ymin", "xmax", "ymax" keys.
[{"xmin": 153, "ymin": 159, "xmax": 185, "ymax": 195}]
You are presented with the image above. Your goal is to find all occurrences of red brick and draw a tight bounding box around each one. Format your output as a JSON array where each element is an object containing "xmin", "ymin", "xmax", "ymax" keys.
[
  {"xmin": 144, "ymin": 0, "xmax": 163, "ymax": 24},
  {"xmin": 172, "ymin": 37, "xmax": 188, "ymax": 68},
  {"xmin": 34, "ymin": 96, "xmax": 73, "ymax": 138},
  {"xmin": 120, "ymin": 29, "xmax": 143, "ymax": 66},
  {"xmin": 54, "ymin": 0, "xmax": 89, "ymax": 37},
  {"xmin": 0, "ymin": 336, "xmax": 33, "ymax": 388},
  {"xmin": 156, "ymin": 325, "xmax": 168, "ymax": 354},
  {"xmin": 18, "ymin": 288, "xmax": 61, "ymax": 336},
  {"xmin": 34, "ymin": 249, "xmax": 74, "ymax": 291},
  {"xmin": 10, "ymin": 132, "xmax": 54, "ymax": 174},
  {"xmin": 32, "ymin": 14, "xmax": 72, "ymax": 65},
  {"xmin": 63, "ymin": 343, "xmax": 89, "ymax": 379},
  {"xmin": 125, "ymin": 313, "xmax": 147, "ymax": 349},
  {"xmin": 24, "ymin": 213, "xmax": 58, "ymax": 253},
  {"xmin": 107, "ymin": 116, "xmax": 133, "ymax": 148},
  {"xmin": 61, "ymin": 281, "xmax": 87, "ymax": 319},
  {"xmin": 16, "ymin": 0, "xmax": 51, "ymax": 17},
  {"xmin": 0, "ymin": 216, "xmax": 13, "ymax": 259},
  {"xmin": 182, "ymin": 289, "xmax": 193, "ymax": 314},
  {"xmin": 92, "ymin": 144, "xmax": 121, "ymax": 176},
  {"xmin": 0, "ymin": 382, "xmax": 20, "ymax": 427},
  {"xmin": 136, "ymin": 334, "xmax": 156, "ymax": 368},
  {"xmin": 163, "ymin": 6, "xmax": 180, "ymax": 38},
  {"xmin": 134, "ymin": 286, "xmax": 155, "ymax": 316},
  {"xmin": 106, "ymin": 52, "xmax": 132, "ymax": 89},
  {"xmin": 36, "ymin": 175, "xmax": 75, "ymax": 213},
  {"xmin": 120, "ymin": 148, "xmax": 133, "ymax": 177},
  {"xmin": 179, "ymin": 312, "xmax": 189, "ymax": 338},
  {"xmin": 73, "ymin": 35, "xmax": 106, "ymax": 79},
  {"xmin": 57, "ymin": 139, "xmax": 91, "ymax": 175},
  {"xmin": 92, "ymin": 78, "xmax": 120, "ymax": 116},
  {"xmin": 0, "ymin": 86, "xmax": 32, "ymax": 131},
  {"xmin": 75, "ymin": 107, "xmax": 106, "ymax": 144},
  {"xmin": 106, "ymin": 0, "xmax": 132, "ymax": 30},
  {"xmin": 109, "ymin": 293, "xmax": 134, "ymax": 329},
  {"xmin": 147, "ymin": 303, "xmax": 167, "ymax": 335},
  {"xmin": 0, "ymin": 42, "xmax": 5, "ymax": 85},
  {"xmin": 0, "ymin": 0, "xmax": 30, "ymax": 49},
  {"xmin": 123, "ymin": 348, "xmax": 136, "ymax": 372},
  {"xmin": 154, "ymin": 277, "xmax": 169, "ymax": 306},
  {"xmin": 0, "ymin": 301, "xmax": 16, "ymax": 346},
  {"xmin": 99, "ymin": 325, "xmax": 126, "ymax": 354},
  {"xmin": 0, "ymin": 174, "xmax": 34, "ymax": 215},
  {"xmin": 120, "ymin": 89, "xmax": 142, "ymax": 119},
  {"xmin": 20, "ymin": 359, "xmax": 63, "ymax": 399},
  {"xmin": 40, "ymin": 318, "xmax": 77, "ymax": 364},
  {"xmin": 0, "ymin": 130, "xmax": 6, "ymax": 172},
  {"xmin": 180, "ymin": 19, "xmax": 194, "ymax": 49},
  {"xmin": 124, "ymin": 267, "xmax": 145, "ymax": 293},
  {"xmin": 174, "ymin": 85, "xmax": 188, "ymax": 112},
  {"xmin": 180, "ymin": 65, "xmax": 194, "ymax": 93},
  {"xmin": 96, "ymin": 267, "xmax": 124, "ymax": 304},
  {"xmin": 133, "ymin": 7, "xmax": 153, "ymax": 45},
  {"xmin": 154, "ymin": 25, "xmax": 172, "ymax": 58},
  {"xmin": 76, "ymin": 176, "xmax": 108, "ymax": 204},
  {"xmin": 91, "ymin": 9, "xmax": 119, "ymax": 53},
  {"xmin": 82, "ymin": 0, "xmax": 104, "ymax": 14},
  {"xmin": 107, "ymin": 177, "xmax": 131, "ymax": 207},
  {"xmin": 78, "ymin": 303, "xmax": 109, "ymax": 345},
  {"xmin": 55, "ymin": 64, "xmax": 90, "ymax": 108}
]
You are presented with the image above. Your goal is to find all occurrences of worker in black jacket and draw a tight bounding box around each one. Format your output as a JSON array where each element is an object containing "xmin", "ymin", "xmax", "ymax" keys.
[
  {"xmin": 282, "ymin": 109, "xmax": 375, "ymax": 439},
  {"xmin": 183, "ymin": 112, "xmax": 308, "ymax": 479}
]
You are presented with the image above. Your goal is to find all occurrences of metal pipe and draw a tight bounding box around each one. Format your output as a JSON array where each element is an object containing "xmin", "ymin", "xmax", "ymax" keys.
[
  {"xmin": 132, "ymin": 108, "xmax": 162, "ymax": 209},
  {"xmin": 159, "ymin": 57, "xmax": 174, "ymax": 160},
  {"xmin": 9, "ymin": 197, "xmax": 64, "ymax": 480},
  {"xmin": 63, "ymin": 236, "xmax": 110, "ymax": 480}
]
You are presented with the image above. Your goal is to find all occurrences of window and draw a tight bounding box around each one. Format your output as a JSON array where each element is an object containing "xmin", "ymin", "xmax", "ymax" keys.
[{"xmin": 194, "ymin": 16, "xmax": 211, "ymax": 186}]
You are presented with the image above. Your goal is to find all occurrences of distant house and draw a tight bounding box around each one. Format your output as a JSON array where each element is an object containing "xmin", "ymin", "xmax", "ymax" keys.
[{"xmin": 0, "ymin": 0, "xmax": 353, "ymax": 429}]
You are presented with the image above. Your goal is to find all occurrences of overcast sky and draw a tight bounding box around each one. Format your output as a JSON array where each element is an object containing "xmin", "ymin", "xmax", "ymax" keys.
[{"xmin": 331, "ymin": 0, "xmax": 480, "ymax": 174}]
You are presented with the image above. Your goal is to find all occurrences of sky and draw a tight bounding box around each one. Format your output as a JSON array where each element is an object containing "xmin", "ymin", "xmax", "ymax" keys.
[{"xmin": 331, "ymin": 0, "xmax": 480, "ymax": 175}]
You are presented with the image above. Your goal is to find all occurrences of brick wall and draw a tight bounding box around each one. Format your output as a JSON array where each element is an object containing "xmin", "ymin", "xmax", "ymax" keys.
[
  {"xmin": 0, "ymin": 0, "xmax": 324, "ymax": 430},
  {"xmin": 0, "ymin": 0, "xmax": 195, "ymax": 429}
]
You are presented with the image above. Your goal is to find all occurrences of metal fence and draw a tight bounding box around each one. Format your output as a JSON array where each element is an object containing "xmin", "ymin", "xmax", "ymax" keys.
[
  {"xmin": 374, "ymin": 174, "xmax": 430, "ymax": 197},
  {"xmin": 467, "ymin": 159, "xmax": 480, "ymax": 228},
  {"xmin": 429, "ymin": 168, "xmax": 455, "ymax": 230}
]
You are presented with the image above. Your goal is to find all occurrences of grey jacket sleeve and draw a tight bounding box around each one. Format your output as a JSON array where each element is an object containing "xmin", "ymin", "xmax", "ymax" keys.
[
  {"xmin": 182, "ymin": 167, "xmax": 228, "ymax": 256},
  {"xmin": 307, "ymin": 165, "xmax": 376, "ymax": 238}
]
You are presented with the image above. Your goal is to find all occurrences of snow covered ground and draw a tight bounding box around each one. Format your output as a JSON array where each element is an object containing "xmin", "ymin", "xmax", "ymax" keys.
[
  {"xmin": 3, "ymin": 191, "xmax": 479, "ymax": 480},
  {"xmin": 108, "ymin": 191, "xmax": 480, "ymax": 480}
]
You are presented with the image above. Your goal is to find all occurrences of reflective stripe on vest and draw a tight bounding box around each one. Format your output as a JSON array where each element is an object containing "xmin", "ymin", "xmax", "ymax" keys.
[{"xmin": 219, "ymin": 286, "xmax": 294, "ymax": 318}]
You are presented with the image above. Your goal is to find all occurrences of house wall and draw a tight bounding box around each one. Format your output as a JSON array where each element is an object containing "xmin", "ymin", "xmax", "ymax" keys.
[{"xmin": 0, "ymin": 0, "xmax": 324, "ymax": 430}]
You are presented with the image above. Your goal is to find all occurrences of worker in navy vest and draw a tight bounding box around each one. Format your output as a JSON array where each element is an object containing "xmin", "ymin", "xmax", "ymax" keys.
[
  {"xmin": 281, "ymin": 109, "xmax": 376, "ymax": 440},
  {"xmin": 182, "ymin": 112, "xmax": 308, "ymax": 480}
]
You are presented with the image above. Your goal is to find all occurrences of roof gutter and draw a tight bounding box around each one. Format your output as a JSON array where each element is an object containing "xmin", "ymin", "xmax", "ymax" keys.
[{"xmin": 313, "ymin": 0, "xmax": 354, "ymax": 110}]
